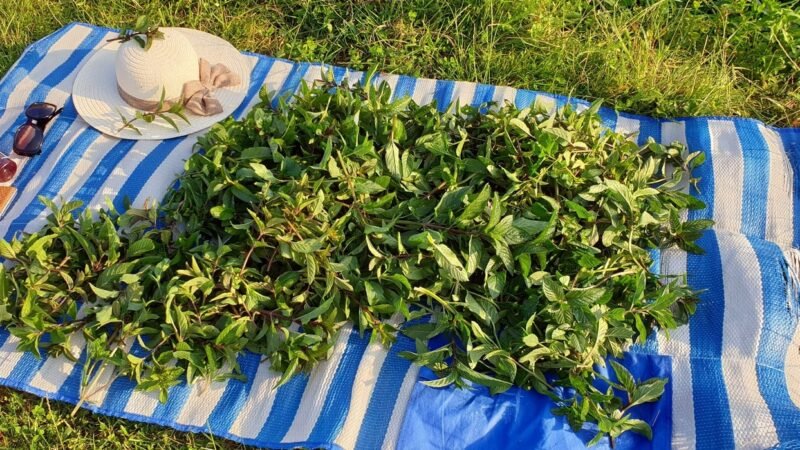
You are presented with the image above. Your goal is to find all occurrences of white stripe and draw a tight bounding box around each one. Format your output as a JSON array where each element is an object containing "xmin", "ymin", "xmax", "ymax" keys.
[
  {"xmin": 28, "ymin": 307, "xmax": 89, "ymax": 393},
  {"xmin": 378, "ymin": 73, "xmax": 400, "ymax": 96},
  {"xmin": 83, "ymin": 141, "xmax": 162, "ymax": 212},
  {"xmin": 491, "ymin": 85, "xmax": 517, "ymax": 109},
  {"xmin": 131, "ymin": 138, "xmax": 197, "ymax": 208},
  {"xmin": 227, "ymin": 361, "xmax": 282, "ymax": 439},
  {"xmin": 759, "ymin": 124, "xmax": 794, "ymax": 247},
  {"xmin": 661, "ymin": 121, "xmax": 690, "ymax": 221},
  {"xmin": 263, "ymin": 60, "xmax": 295, "ymax": 101},
  {"xmin": 0, "ymin": 121, "xmax": 90, "ymax": 236},
  {"xmin": 82, "ymin": 338, "xmax": 136, "ymax": 406},
  {"xmin": 718, "ymin": 232, "xmax": 779, "ymax": 448},
  {"xmin": 0, "ymin": 25, "xmax": 93, "ymax": 136},
  {"xmin": 662, "ymin": 121, "xmax": 688, "ymax": 146},
  {"xmin": 615, "ymin": 115, "xmax": 640, "ymax": 139},
  {"xmin": 449, "ymin": 81, "xmax": 477, "ymax": 110},
  {"xmin": 282, "ymin": 325, "xmax": 354, "ymax": 442},
  {"xmin": 175, "ymin": 376, "xmax": 230, "ymax": 427},
  {"xmin": 533, "ymin": 94, "xmax": 557, "ymax": 115},
  {"xmin": 0, "ymin": 335, "xmax": 24, "ymax": 379},
  {"xmin": 381, "ymin": 363, "xmax": 421, "ymax": 450},
  {"xmin": 303, "ymin": 64, "xmax": 325, "ymax": 88},
  {"xmin": 333, "ymin": 340, "xmax": 391, "ymax": 449},
  {"xmin": 22, "ymin": 135, "xmax": 126, "ymax": 231},
  {"xmin": 411, "ymin": 78, "xmax": 436, "ymax": 106},
  {"xmin": 333, "ymin": 316, "xmax": 402, "ymax": 449},
  {"xmin": 708, "ymin": 120, "xmax": 744, "ymax": 235},
  {"xmin": 656, "ymin": 248, "xmax": 696, "ymax": 450},
  {"xmin": 123, "ymin": 388, "xmax": 161, "ymax": 417},
  {"xmin": 122, "ymin": 361, "xmax": 177, "ymax": 418},
  {"xmin": 343, "ymin": 69, "xmax": 364, "ymax": 88}
]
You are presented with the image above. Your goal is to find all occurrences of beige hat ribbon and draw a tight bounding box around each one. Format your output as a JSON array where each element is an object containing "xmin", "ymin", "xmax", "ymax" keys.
[{"xmin": 181, "ymin": 58, "xmax": 241, "ymax": 116}]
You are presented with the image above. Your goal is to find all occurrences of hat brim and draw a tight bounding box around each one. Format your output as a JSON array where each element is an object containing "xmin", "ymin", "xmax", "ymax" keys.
[{"xmin": 73, "ymin": 28, "xmax": 251, "ymax": 140}]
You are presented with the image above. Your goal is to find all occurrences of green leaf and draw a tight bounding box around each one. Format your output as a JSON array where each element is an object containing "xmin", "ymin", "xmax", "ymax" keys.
[
  {"xmin": 610, "ymin": 360, "xmax": 636, "ymax": 393},
  {"xmin": 458, "ymin": 185, "xmax": 491, "ymax": 223},
  {"xmin": 385, "ymin": 142, "xmax": 402, "ymax": 178},
  {"xmin": 431, "ymin": 240, "xmax": 469, "ymax": 282},
  {"xmin": 623, "ymin": 419, "xmax": 653, "ymax": 440},
  {"xmin": 89, "ymin": 284, "xmax": 119, "ymax": 300},
  {"xmin": 127, "ymin": 238, "xmax": 155, "ymax": 258},
  {"xmin": 210, "ymin": 205, "xmax": 234, "ymax": 220},
  {"xmin": 542, "ymin": 277, "xmax": 565, "ymax": 302},
  {"xmin": 296, "ymin": 297, "xmax": 333, "ymax": 324},
  {"xmin": 630, "ymin": 378, "xmax": 667, "ymax": 407},
  {"xmin": 291, "ymin": 239, "xmax": 323, "ymax": 254}
]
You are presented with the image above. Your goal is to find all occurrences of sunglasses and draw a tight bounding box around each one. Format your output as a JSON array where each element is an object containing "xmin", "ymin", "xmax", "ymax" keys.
[{"xmin": 13, "ymin": 102, "xmax": 63, "ymax": 157}]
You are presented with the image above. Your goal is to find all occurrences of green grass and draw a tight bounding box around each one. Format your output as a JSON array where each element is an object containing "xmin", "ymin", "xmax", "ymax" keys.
[{"xmin": 0, "ymin": 0, "xmax": 797, "ymax": 448}]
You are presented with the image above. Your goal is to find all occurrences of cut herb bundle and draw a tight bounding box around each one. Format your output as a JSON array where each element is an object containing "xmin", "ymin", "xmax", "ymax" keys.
[{"xmin": 0, "ymin": 76, "xmax": 709, "ymax": 443}]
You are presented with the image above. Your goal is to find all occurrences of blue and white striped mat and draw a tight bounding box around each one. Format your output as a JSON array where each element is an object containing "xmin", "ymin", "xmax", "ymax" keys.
[{"xmin": 0, "ymin": 22, "xmax": 798, "ymax": 450}]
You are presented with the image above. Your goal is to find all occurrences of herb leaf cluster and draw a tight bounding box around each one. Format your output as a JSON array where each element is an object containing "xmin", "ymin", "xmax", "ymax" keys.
[
  {"xmin": 117, "ymin": 88, "xmax": 191, "ymax": 134},
  {"xmin": 107, "ymin": 16, "xmax": 164, "ymax": 51},
  {"xmin": 0, "ymin": 76, "xmax": 708, "ymax": 442}
]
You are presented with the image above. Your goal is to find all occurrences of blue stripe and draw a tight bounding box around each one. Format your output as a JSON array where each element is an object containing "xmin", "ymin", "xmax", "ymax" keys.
[
  {"xmin": 687, "ymin": 230, "xmax": 735, "ymax": 449},
  {"xmin": 308, "ymin": 329, "xmax": 371, "ymax": 442},
  {"xmin": 353, "ymin": 335, "xmax": 417, "ymax": 450},
  {"xmin": 392, "ymin": 75, "xmax": 416, "ymax": 101},
  {"xmin": 598, "ymin": 107, "xmax": 618, "ymax": 131},
  {"xmin": 432, "ymin": 80, "xmax": 454, "ymax": 112},
  {"xmin": 99, "ymin": 342, "xmax": 148, "ymax": 411},
  {"xmin": 0, "ymin": 328, "xmax": 8, "ymax": 347},
  {"xmin": 271, "ymin": 63, "xmax": 309, "ymax": 109},
  {"xmin": 750, "ymin": 236, "xmax": 800, "ymax": 442},
  {"xmin": 471, "ymin": 83, "xmax": 495, "ymax": 114},
  {"xmin": 637, "ymin": 116, "xmax": 662, "ymax": 146},
  {"xmin": 514, "ymin": 89, "xmax": 536, "ymax": 110},
  {"xmin": 0, "ymin": 28, "xmax": 107, "ymax": 150},
  {"xmin": 233, "ymin": 57, "xmax": 274, "ymax": 119},
  {"xmin": 111, "ymin": 138, "xmax": 186, "ymax": 213},
  {"xmin": 332, "ymin": 66, "xmax": 348, "ymax": 85},
  {"xmin": 685, "ymin": 118, "xmax": 714, "ymax": 222},
  {"xmin": 0, "ymin": 24, "xmax": 73, "ymax": 113},
  {"xmin": 207, "ymin": 352, "xmax": 262, "ymax": 435},
  {"xmin": 256, "ymin": 372, "xmax": 310, "ymax": 442},
  {"xmin": 151, "ymin": 378, "xmax": 193, "ymax": 423},
  {"xmin": 7, "ymin": 334, "xmax": 51, "ymax": 384},
  {"xmin": 70, "ymin": 140, "xmax": 136, "ymax": 213},
  {"xmin": 642, "ymin": 248, "xmax": 661, "ymax": 353},
  {"xmin": 735, "ymin": 120, "xmax": 770, "ymax": 239},
  {"xmin": 55, "ymin": 347, "xmax": 87, "ymax": 402},
  {"xmin": 779, "ymin": 129, "xmax": 800, "ymax": 248},
  {"xmin": 4, "ymin": 127, "xmax": 101, "ymax": 240}
]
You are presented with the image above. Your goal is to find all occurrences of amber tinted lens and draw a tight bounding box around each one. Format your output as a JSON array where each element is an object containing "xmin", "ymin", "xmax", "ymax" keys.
[
  {"xmin": 0, "ymin": 158, "xmax": 17, "ymax": 182},
  {"xmin": 13, "ymin": 123, "xmax": 43, "ymax": 156},
  {"xmin": 25, "ymin": 102, "xmax": 57, "ymax": 120}
]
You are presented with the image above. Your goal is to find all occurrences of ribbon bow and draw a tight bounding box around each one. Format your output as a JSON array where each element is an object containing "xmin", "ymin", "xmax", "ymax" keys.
[{"xmin": 181, "ymin": 58, "xmax": 241, "ymax": 116}]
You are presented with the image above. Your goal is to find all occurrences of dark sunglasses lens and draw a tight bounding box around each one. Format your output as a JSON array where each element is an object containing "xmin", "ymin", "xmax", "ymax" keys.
[
  {"xmin": 26, "ymin": 102, "xmax": 56, "ymax": 120},
  {"xmin": 13, "ymin": 124, "xmax": 43, "ymax": 156}
]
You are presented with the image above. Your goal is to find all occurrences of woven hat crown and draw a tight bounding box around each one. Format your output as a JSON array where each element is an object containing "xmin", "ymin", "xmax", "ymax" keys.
[{"xmin": 115, "ymin": 28, "xmax": 198, "ymax": 103}]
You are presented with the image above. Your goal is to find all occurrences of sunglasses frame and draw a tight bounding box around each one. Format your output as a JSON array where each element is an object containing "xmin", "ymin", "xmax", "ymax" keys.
[{"xmin": 12, "ymin": 102, "xmax": 63, "ymax": 157}]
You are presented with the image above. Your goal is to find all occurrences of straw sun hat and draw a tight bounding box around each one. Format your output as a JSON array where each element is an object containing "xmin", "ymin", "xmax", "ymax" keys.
[{"xmin": 73, "ymin": 27, "xmax": 250, "ymax": 140}]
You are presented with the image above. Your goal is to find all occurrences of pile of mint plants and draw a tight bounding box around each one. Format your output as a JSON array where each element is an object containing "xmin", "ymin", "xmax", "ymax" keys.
[{"xmin": 0, "ymin": 76, "xmax": 709, "ymax": 444}]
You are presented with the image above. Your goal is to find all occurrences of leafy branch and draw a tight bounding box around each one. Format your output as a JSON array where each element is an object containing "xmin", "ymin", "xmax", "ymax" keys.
[
  {"xmin": 107, "ymin": 15, "xmax": 164, "ymax": 51},
  {"xmin": 117, "ymin": 87, "xmax": 190, "ymax": 134}
]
